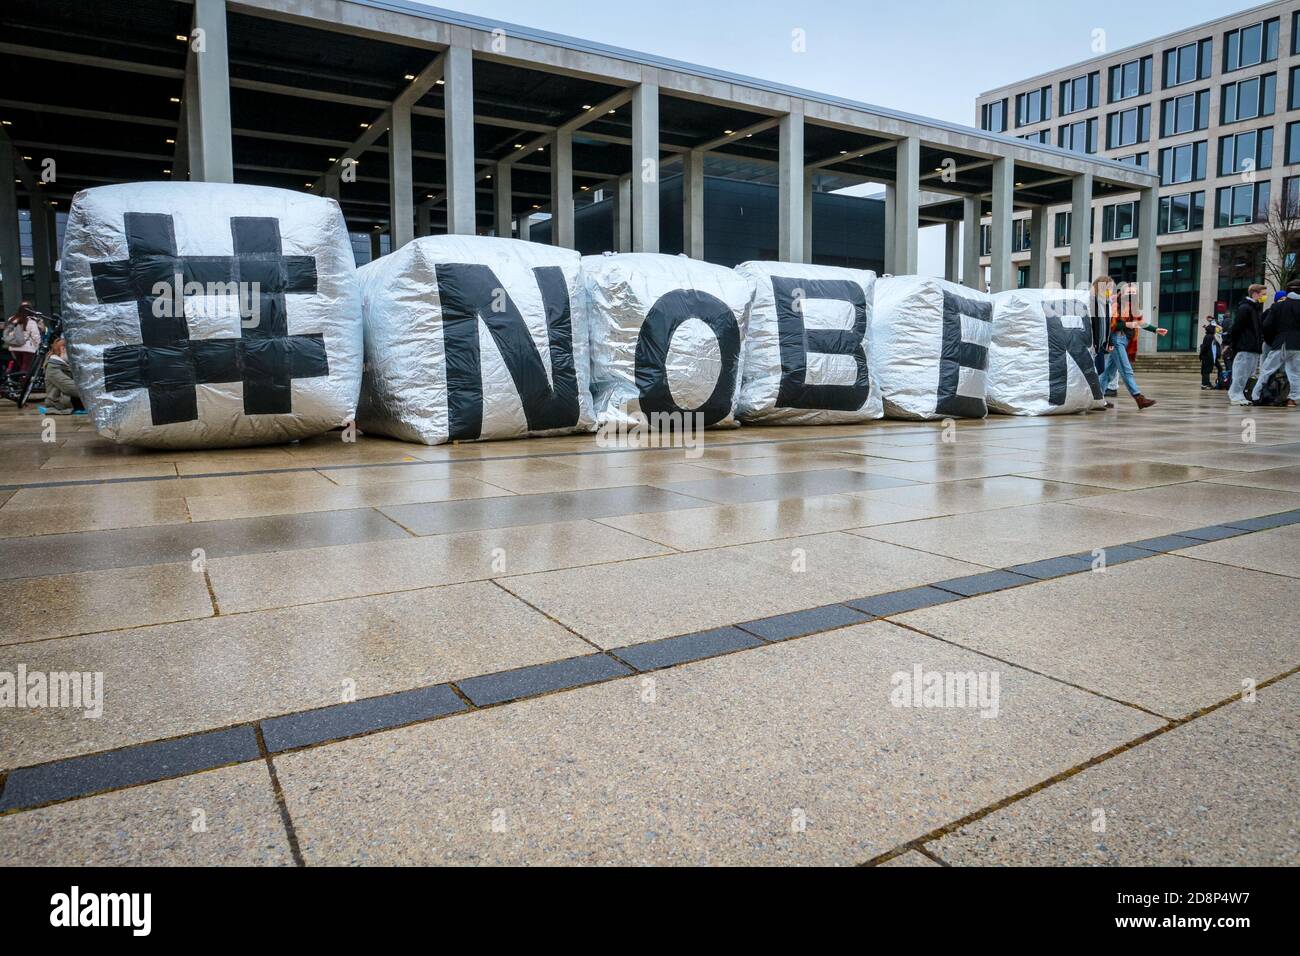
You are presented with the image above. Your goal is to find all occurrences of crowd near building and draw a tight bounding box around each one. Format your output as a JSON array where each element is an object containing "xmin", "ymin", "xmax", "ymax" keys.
[{"xmin": 976, "ymin": 0, "xmax": 1300, "ymax": 353}]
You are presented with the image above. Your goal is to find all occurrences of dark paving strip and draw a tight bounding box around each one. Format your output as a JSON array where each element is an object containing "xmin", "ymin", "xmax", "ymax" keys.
[
  {"xmin": 1224, "ymin": 509, "xmax": 1300, "ymax": 531},
  {"xmin": 0, "ymin": 726, "xmax": 259, "ymax": 812},
  {"xmin": 653, "ymin": 468, "xmax": 918, "ymax": 505},
  {"xmin": 1, "ymin": 508, "xmax": 1291, "ymax": 815},
  {"xmin": 610, "ymin": 626, "xmax": 763, "ymax": 671},
  {"xmin": 0, "ymin": 508, "xmax": 412, "ymax": 582},
  {"xmin": 1177, "ymin": 524, "xmax": 1251, "ymax": 542},
  {"xmin": 1063, "ymin": 544, "xmax": 1157, "ymax": 566},
  {"xmin": 381, "ymin": 485, "xmax": 710, "ymax": 536},
  {"xmin": 738, "ymin": 604, "xmax": 874, "ymax": 642},
  {"xmin": 1125, "ymin": 533, "xmax": 1213, "ymax": 553},
  {"xmin": 455, "ymin": 653, "xmax": 633, "ymax": 708},
  {"xmin": 844, "ymin": 585, "xmax": 961, "ymax": 616},
  {"xmin": 1006, "ymin": 555, "xmax": 1095, "ymax": 580},
  {"xmin": 933, "ymin": 570, "xmax": 1038, "ymax": 597},
  {"xmin": 261, "ymin": 685, "xmax": 467, "ymax": 753}
]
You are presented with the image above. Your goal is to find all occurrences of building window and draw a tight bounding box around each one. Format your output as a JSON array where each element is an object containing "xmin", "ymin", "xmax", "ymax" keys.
[
  {"xmin": 1294, "ymin": 11, "xmax": 1300, "ymax": 56},
  {"xmin": 979, "ymin": 224, "xmax": 991, "ymax": 256},
  {"xmin": 1160, "ymin": 90, "xmax": 1210, "ymax": 136},
  {"xmin": 1219, "ymin": 128, "xmax": 1274, "ymax": 177},
  {"xmin": 1158, "ymin": 141, "xmax": 1207, "ymax": 186},
  {"xmin": 1106, "ymin": 105, "xmax": 1150, "ymax": 149},
  {"xmin": 1058, "ymin": 118, "xmax": 1097, "ymax": 154},
  {"xmin": 1163, "ymin": 38, "xmax": 1213, "ymax": 89},
  {"xmin": 1108, "ymin": 56, "xmax": 1152, "ymax": 102},
  {"xmin": 1018, "ymin": 129, "xmax": 1051, "ymax": 144},
  {"xmin": 1286, "ymin": 122, "xmax": 1300, "ymax": 166},
  {"xmin": 1285, "ymin": 175, "xmax": 1300, "ymax": 215},
  {"xmin": 1289, "ymin": 67, "xmax": 1300, "ymax": 111},
  {"xmin": 1015, "ymin": 86, "xmax": 1051, "ymax": 127},
  {"xmin": 1012, "ymin": 218, "xmax": 1032, "ymax": 253},
  {"xmin": 1102, "ymin": 201, "xmax": 1139, "ymax": 242},
  {"xmin": 981, "ymin": 99, "xmax": 1007, "ymax": 133},
  {"xmin": 1215, "ymin": 181, "xmax": 1271, "ymax": 227},
  {"xmin": 1158, "ymin": 191, "xmax": 1206, "ymax": 234},
  {"xmin": 1223, "ymin": 18, "xmax": 1279, "ymax": 73},
  {"xmin": 1118, "ymin": 153, "xmax": 1149, "ymax": 169},
  {"xmin": 1059, "ymin": 72, "xmax": 1099, "ymax": 115},
  {"xmin": 1054, "ymin": 211, "xmax": 1071, "ymax": 248},
  {"xmin": 1221, "ymin": 74, "xmax": 1276, "ymax": 124}
]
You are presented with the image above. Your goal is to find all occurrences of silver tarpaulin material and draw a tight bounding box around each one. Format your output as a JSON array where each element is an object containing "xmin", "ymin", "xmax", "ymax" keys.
[
  {"xmin": 735, "ymin": 261, "xmax": 882, "ymax": 424},
  {"xmin": 871, "ymin": 276, "xmax": 994, "ymax": 420},
  {"xmin": 987, "ymin": 288, "xmax": 1104, "ymax": 416},
  {"xmin": 356, "ymin": 235, "xmax": 592, "ymax": 445},
  {"xmin": 60, "ymin": 182, "xmax": 362, "ymax": 449},
  {"xmin": 585, "ymin": 252, "xmax": 753, "ymax": 427}
]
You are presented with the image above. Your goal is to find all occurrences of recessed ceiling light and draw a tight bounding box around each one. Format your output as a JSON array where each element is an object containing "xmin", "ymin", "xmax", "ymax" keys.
[
  {"xmin": 435, "ymin": 79, "xmax": 445, "ymax": 85},
  {"xmin": 426, "ymin": 193, "xmax": 433, "ymax": 198},
  {"xmin": 22, "ymin": 156, "xmax": 32, "ymax": 161},
  {"xmin": 532, "ymin": 203, "xmax": 541, "ymax": 209},
  {"xmin": 176, "ymin": 34, "xmax": 187, "ymax": 42},
  {"xmin": 163, "ymin": 169, "xmax": 171, "ymax": 174},
  {"xmin": 607, "ymin": 109, "xmax": 615, "ymax": 114},
  {"xmin": 580, "ymin": 185, "xmax": 589, "ymax": 191},
  {"xmin": 514, "ymin": 143, "xmax": 523, "ymax": 149},
  {"xmin": 165, "ymin": 138, "xmax": 175, "ymax": 145},
  {"xmin": 404, "ymin": 73, "xmax": 416, "ymax": 80},
  {"xmin": 841, "ymin": 150, "xmax": 849, "ymax": 155},
  {"xmin": 581, "ymin": 104, "xmax": 592, "ymax": 110},
  {"xmin": 360, "ymin": 122, "xmax": 370, "ymax": 128},
  {"xmin": 169, "ymin": 97, "xmax": 181, "ymax": 104},
  {"xmin": 1015, "ymin": 181, "xmax": 1024, "ymax": 187},
  {"xmin": 486, "ymin": 174, "xmax": 492, "ymax": 179},
  {"xmin": 724, "ymin": 129, "xmax": 734, "ymax": 135},
  {"xmin": 328, "ymin": 157, "xmax": 337, "ymax": 162}
]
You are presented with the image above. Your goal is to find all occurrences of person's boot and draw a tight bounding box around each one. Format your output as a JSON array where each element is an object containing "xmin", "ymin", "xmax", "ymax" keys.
[{"xmin": 1134, "ymin": 394, "xmax": 1156, "ymax": 410}]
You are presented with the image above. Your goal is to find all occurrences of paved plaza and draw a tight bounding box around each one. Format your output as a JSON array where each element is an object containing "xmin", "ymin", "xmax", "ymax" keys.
[{"xmin": 0, "ymin": 374, "xmax": 1297, "ymax": 866}]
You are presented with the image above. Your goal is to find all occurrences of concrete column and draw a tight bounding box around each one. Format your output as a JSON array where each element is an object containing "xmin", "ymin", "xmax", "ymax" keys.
[
  {"xmin": 1197, "ymin": 232, "xmax": 1219, "ymax": 320},
  {"xmin": 517, "ymin": 214, "xmax": 531, "ymax": 242},
  {"xmin": 494, "ymin": 162, "xmax": 511, "ymax": 238},
  {"xmin": 444, "ymin": 41, "xmax": 476, "ymax": 235},
  {"xmin": 417, "ymin": 204, "xmax": 431, "ymax": 238},
  {"xmin": 324, "ymin": 167, "xmax": 340, "ymax": 200},
  {"xmin": 550, "ymin": 129, "xmax": 574, "ymax": 248},
  {"xmin": 883, "ymin": 185, "xmax": 896, "ymax": 274},
  {"xmin": 892, "ymin": 136, "xmax": 920, "ymax": 275},
  {"xmin": 0, "ymin": 143, "xmax": 20, "ymax": 317},
  {"xmin": 1068, "ymin": 172, "xmax": 1093, "ymax": 291},
  {"xmin": 989, "ymin": 157, "xmax": 1014, "ymax": 293},
  {"xmin": 631, "ymin": 78, "xmax": 659, "ymax": 253},
  {"xmin": 944, "ymin": 222, "xmax": 960, "ymax": 282},
  {"xmin": 962, "ymin": 196, "xmax": 980, "ymax": 289},
  {"xmin": 369, "ymin": 230, "xmax": 381, "ymax": 262},
  {"xmin": 803, "ymin": 170, "xmax": 814, "ymax": 265},
  {"xmin": 1028, "ymin": 205, "xmax": 1050, "ymax": 288},
  {"xmin": 778, "ymin": 107, "xmax": 804, "ymax": 263},
  {"xmin": 29, "ymin": 197, "xmax": 54, "ymax": 314},
  {"xmin": 387, "ymin": 101, "xmax": 413, "ymax": 248},
  {"xmin": 683, "ymin": 151, "xmax": 704, "ymax": 259},
  {"xmin": 614, "ymin": 175, "xmax": 632, "ymax": 252},
  {"xmin": 191, "ymin": 0, "xmax": 233, "ymax": 183},
  {"xmin": 1136, "ymin": 184, "xmax": 1161, "ymax": 352}
]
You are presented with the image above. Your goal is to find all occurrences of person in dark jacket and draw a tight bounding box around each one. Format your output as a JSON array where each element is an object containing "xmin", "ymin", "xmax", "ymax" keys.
[
  {"xmin": 1200, "ymin": 317, "xmax": 1223, "ymax": 389},
  {"xmin": 1251, "ymin": 279, "xmax": 1300, "ymax": 407},
  {"xmin": 1227, "ymin": 284, "xmax": 1266, "ymax": 404}
]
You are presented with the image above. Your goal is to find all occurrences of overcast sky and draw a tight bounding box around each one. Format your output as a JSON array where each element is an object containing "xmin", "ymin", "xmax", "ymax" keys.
[{"xmin": 415, "ymin": 0, "xmax": 1264, "ymax": 270}]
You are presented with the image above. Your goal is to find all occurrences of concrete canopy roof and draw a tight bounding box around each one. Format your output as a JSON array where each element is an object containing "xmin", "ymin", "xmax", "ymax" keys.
[{"xmin": 1, "ymin": 0, "xmax": 1156, "ymax": 232}]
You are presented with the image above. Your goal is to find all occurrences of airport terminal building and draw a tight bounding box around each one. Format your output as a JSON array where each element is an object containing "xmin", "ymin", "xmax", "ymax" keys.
[
  {"xmin": 3, "ymin": 0, "xmax": 1156, "ymax": 324},
  {"xmin": 976, "ymin": 0, "xmax": 1300, "ymax": 352}
]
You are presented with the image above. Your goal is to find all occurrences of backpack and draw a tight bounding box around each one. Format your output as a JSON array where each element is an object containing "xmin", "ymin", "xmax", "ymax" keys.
[
  {"xmin": 3, "ymin": 323, "xmax": 24, "ymax": 348},
  {"xmin": 1252, "ymin": 370, "xmax": 1291, "ymax": 407}
]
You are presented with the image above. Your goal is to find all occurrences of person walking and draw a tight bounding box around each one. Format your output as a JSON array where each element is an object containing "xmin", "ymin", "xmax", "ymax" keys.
[
  {"xmin": 3, "ymin": 302, "xmax": 41, "ymax": 378},
  {"xmin": 1091, "ymin": 275, "xmax": 1120, "ymax": 397},
  {"xmin": 1098, "ymin": 283, "xmax": 1168, "ymax": 410},
  {"xmin": 1227, "ymin": 284, "xmax": 1267, "ymax": 405},
  {"xmin": 1251, "ymin": 279, "xmax": 1300, "ymax": 408}
]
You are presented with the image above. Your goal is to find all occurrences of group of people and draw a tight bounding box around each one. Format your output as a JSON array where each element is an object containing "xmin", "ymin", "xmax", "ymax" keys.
[
  {"xmin": 1224, "ymin": 283, "xmax": 1300, "ymax": 408},
  {"xmin": 2, "ymin": 300, "xmax": 82, "ymax": 415}
]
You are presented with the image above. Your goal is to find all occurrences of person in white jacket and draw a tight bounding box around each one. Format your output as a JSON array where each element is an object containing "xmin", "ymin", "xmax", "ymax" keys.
[{"xmin": 3, "ymin": 302, "xmax": 42, "ymax": 377}]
